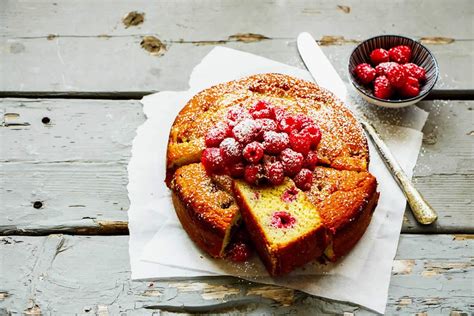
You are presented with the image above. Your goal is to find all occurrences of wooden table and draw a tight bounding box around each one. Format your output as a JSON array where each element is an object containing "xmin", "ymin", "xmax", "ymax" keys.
[{"xmin": 1, "ymin": 1, "xmax": 472, "ymax": 314}]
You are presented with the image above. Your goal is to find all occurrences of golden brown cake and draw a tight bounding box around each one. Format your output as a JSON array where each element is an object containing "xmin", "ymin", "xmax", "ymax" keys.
[{"xmin": 166, "ymin": 73, "xmax": 379, "ymax": 275}]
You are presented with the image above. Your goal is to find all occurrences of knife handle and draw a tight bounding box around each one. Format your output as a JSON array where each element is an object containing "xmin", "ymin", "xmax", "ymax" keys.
[{"xmin": 359, "ymin": 116, "xmax": 438, "ymax": 225}]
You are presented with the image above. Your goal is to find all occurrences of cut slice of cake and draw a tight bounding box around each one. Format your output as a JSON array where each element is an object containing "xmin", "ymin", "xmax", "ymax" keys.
[{"xmin": 233, "ymin": 178, "xmax": 328, "ymax": 276}]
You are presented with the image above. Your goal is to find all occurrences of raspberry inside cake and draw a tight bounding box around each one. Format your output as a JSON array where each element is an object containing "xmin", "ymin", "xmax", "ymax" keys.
[{"xmin": 233, "ymin": 178, "xmax": 327, "ymax": 276}]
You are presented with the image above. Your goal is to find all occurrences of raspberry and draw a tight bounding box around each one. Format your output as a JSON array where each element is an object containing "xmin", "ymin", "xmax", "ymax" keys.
[
  {"xmin": 281, "ymin": 186, "xmax": 299, "ymax": 203},
  {"xmin": 279, "ymin": 148, "xmax": 303, "ymax": 176},
  {"xmin": 256, "ymin": 118, "xmax": 277, "ymax": 134},
  {"xmin": 219, "ymin": 137, "xmax": 242, "ymax": 164},
  {"xmin": 289, "ymin": 130, "xmax": 311, "ymax": 155},
  {"xmin": 304, "ymin": 151, "xmax": 319, "ymax": 170},
  {"xmin": 375, "ymin": 62, "xmax": 397, "ymax": 76},
  {"xmin": 370, "ymin": 48, "xmax": 390, "ymax": 65},
  {"xmin": 403, "ymin": 63, "xmax": 426, "ymax": 82},
  {"xmin": 226, "ymin": 106, "xmax": 252, "ymax": 123},
  {"xmin": 201, "ymin": 148, "xmax": 225, "ymax": 174},
  {"xmin": 389, "ymin": 45, "xmax": 412, "ymax": 64},
  {"xmin": 399, "ymin": 76, "xmax": 420, "ymax": 98},
  {"xmin": 243, "ymin": 141, "xmax": 264, "ymax": 163},
  {"xmin": 228, "ymin": 162, "xmax": 245, "ymax": 178},
  {"xmin": 205, "ymin": 122, "xmax": 230, "ymax": 147},
  {"xmin": 249, "ymin": 100, "xmax": 274, "ymax": 119},
  {"xmin": 271, "ymin": 211, "xmax": 296, "ymax": 229},
  {"xmin": 273, "ymin": 107, "xmax": 287, "ymax": 122},
  {"xmin": 385, "ymin": 63, "xmax": 406, "ymax": 88},
  {"xmin": 373, "ymin": 75, "xmax": 394, "ymax": 99},
  {"xmin": 278, "ymin": 115, "xmax": 298, "ymax": 133},
  {"xmin": 227, "ymin": 241, "xmax": 252, "ymax": 262},
  {"xmin": 293, "ymin": 168, "xmax": 313, "ymax": 191},
  {"xmin": 301, "ymin": 124, "xmax": 322, "ymax": 149},
  {"xmin": 244, "ymin": 164, "xmax": 264, "ymax": 185},
  {"xmin": 232, "ymin": 119, "xmax": 261, "ymax": 144},
  {"xmin": 264, "ymin": 160, "xmax": 285, "ymax": 185},
  {"xmin": 294, "ymin": 114, "xmax": 312, "ymax": 131},
  {"xmin": 262, "ymin": 131, "xmax": 289, "ymax": 154},
  {"xmin": 354, "ymin": 63, "xmax": 376, "ymax": 84}
]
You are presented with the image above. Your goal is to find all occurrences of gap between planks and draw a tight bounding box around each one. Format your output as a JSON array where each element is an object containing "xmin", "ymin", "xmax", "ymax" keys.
[{"xmin": 0, "ymin": 89, "xmax": 474, "ymax": 101}]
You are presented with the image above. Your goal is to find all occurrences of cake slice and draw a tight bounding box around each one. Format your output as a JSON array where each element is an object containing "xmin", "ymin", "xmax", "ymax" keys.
[
  {"xmin": 171, "ymin": 163, "xmax": 241, "ymax": 257},
  {"xmin": 233, "ymin": 178, "xmax": 328, "ymax": 276}
]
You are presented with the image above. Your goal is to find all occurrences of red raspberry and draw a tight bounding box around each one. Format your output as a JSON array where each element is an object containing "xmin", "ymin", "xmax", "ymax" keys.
[
  {"xmin": 232, "ymin": 119, "xmax": 261, "ymax": 144},
  {"xmin": 279, "ymin": 148, "xmax": 304, "ymax": 176},
  {"xmin": 244, "ymin": 164, "xmax": 264, "ymax": 185},
  {"xmin": 243, "ymin": 141, "xmax": 264, "ymax": 164},
  {"xmin": 278, "ymin": 115, "xmax": 298, "ymax": 133},
  {"xmin": 219, "ymin": 137, "xmax": 242, "ymax": 164},
  {"xmin": 281, "ymin": 186, "xmax": 299, "ymax": 203},
  {"xmin": 403, "ymin": 63, "xmax": 426, "ymax": 82},
  {"xmin": 226, "ymin": 106, "xmax": 252, "ymax": 123},
  {"xmin": 201, "ymin": 148, "xmax": 225, "ymax": 174},
  {"xmin": 205, "ymin": 122, "xmax": 230, "ymax": 147},
  {"xmin": 385, "ymin": 63, "xmax": 406, "ymax": 88},
  {"xmin": 271, "ymin": 211, "xmax": 296, "ymax": 228},
  {"xmin": 304, "ymin": 151, "xmax": 319, "ymax": 170},
  {"xmin": 370, "ymin": 48, "xmax": 390, "ymax": 65},
  {"xmin": 389, "ymin": 45, "xmax": 412, "ymax": 64},
  {"xmin": 293, "ymin": 168, "xmax": 313, "ymax": 191},
  {"xmin": 354, "ymin": 63, "xmax": 376, "ymax": 84},
  {"xmin": 262, "ymin": 131, "xmax": 289, "ymax": 154},
  {"xmin": 256, "ymin": 118, "xmax": 277, "ymax": 133},
  {"xmin": 301, "ymin": 124, "xmax": 322, "ymax": 149},
  {"xmin": 289, "ymin": 130, "xmax": 311, "ymax": 155},
  {"xmin": 399, "ymin": 76, "xmax": 420, "ymax": 98},
  {"xmin": 264, "ymin": 160, "xmax": 285, "ymax": 185},
  {"xmin": 228, "ymin": 162, "xmax": 245, "ymax": 178},
  {"xmin": 249, "ymin": 100, "xmax": 275, "ymax": 119},
  {"xmin": 294, "ymin": 114, "xmax": 312, "ymax": 131},
  {"xmin": 273, "ymin": 107, "xmax": 287, "ymax": 122},
  {"xmin": 375, "ymin": 62, "xmax": 397, "ymax": 76},
  {"xmin": 227, "ymin": 241, "xmax": 252, "ymax": 262},
  {"xmin": 373, "ymin": 75, "xmax": 394, "ymax": 99}
]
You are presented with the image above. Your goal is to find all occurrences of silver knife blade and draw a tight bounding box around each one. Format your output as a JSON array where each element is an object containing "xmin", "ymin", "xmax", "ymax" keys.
[
  {"xmin": 297, "ymin": 32, "xmax": 437, "ymax": 225},
  {"xmin": 297, "ymin": 32, "xmax": 347, "ymax": 102}
]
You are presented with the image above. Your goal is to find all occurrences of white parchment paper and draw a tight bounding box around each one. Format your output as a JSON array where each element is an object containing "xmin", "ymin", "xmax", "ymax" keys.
[{"xmin": 128, "ymin": 47, "xmax": 428, "ymax": 314}]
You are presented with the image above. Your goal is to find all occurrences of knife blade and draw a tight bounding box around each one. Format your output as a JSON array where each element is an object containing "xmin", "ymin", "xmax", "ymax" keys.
[{"xmin": 297, "ymin": 32, "xmax": 437, "ymax": 225}]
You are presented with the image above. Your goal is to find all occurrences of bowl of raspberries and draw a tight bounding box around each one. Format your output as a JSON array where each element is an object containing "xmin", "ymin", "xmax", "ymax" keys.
[{"xmin": 349, "ymin": 35, "xmax": 439, "ymax": 108}]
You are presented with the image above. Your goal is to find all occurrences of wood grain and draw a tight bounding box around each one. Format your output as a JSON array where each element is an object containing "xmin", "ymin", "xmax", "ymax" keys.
[
  {"xmin": 1, "ymin": 99, "xmax": 472, "ymax": 234},
  {"xmin": 1, "ymin": 0, "xmax": 473, "ymax": 92},
  {"xmin": 0, "ymin": 234, "xmax": 472, "ymax": 315}
]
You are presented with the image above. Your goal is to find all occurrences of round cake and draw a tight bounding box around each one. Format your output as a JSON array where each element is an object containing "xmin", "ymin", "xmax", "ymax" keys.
[{"xmin": 166, "ymin": 73, "xmax": 379, "ymax": 276}]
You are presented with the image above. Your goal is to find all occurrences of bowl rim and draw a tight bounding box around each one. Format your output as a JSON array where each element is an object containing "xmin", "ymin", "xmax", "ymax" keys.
[{"xmin": 348, "ymin": 34, "xmax": 439, "ymax": 104}]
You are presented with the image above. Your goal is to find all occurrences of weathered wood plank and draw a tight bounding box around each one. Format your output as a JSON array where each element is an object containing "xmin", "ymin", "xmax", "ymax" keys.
[
  {"xmin": 1, "ymin": 37, "xmax": 472, "ymax": 93},
  {"xmin": 0, "ymin": 234, "xmax": 472, "ymax": 315},
  {"xmin": 1, "ymin": 0, "xmax": 473, "ymax": 92},
  {"xmin": 0, "ymin": 98, "xmax": 144, "ymax": 163},
  {"xmin": 1, "ymin": 99, "xmax": 472, "ymax": 233},
  {"xmin": 2, "ymin": 0, "xmax": 472, "ymax": 39}
]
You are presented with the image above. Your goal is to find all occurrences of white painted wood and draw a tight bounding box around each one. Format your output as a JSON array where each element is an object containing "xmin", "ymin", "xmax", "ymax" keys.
[
  {"xmin": 0, "ymin": 234, "xmax": 472, "ymax": 315},
  {"xmin": 1, "ymin": 99, "xmax": 472, "ymax": 233},
  {"xmin": 0, "ymin": 0, "xmax": 473, "ymax": 92}
]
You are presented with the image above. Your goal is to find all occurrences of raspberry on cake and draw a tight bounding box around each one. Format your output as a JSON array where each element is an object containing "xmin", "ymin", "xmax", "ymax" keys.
[{"xmin": 233, "ymin": 178, "xmax": 327, "ymax": 276}]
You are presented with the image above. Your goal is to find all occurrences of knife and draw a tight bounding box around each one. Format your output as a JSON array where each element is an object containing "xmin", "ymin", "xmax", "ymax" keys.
[{"xmin": 297, "ymin": 32, "xmax": 437, "ymax": 225}]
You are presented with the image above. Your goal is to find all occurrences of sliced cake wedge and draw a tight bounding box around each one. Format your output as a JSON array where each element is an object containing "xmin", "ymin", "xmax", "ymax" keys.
[{"xmin": 233, "ymin": 178, "xmax": 328, "ymax": 276}]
